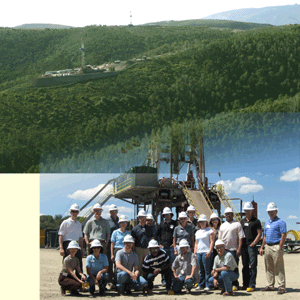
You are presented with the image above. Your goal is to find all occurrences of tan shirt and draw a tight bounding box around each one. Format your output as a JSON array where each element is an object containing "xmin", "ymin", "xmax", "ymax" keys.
[
  {"xmin": 61, "ymin": 255, "xmax": 80, "ymax": 274},
  {"xmin": 219, "ymin": 221, "xmax": 245, "ymax": 251}
]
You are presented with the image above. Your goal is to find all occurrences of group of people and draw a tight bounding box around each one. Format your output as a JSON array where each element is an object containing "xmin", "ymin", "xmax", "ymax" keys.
[{"xmin": 57, "ymin": 200, "xmax": 287, "ymax": 296}]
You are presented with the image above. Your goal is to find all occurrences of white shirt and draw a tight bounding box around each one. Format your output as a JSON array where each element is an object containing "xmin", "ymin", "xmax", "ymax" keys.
[
  {"xmin": 219, "ymin": 221, "xmax": 245, "ymax": 251},
  {"xmin": 58, "ymin": 217, "xmax": 83, "ymax": 242},
  {"xmin": 195, "ymin": 228, "xmax": 213, "ymax": 253}
]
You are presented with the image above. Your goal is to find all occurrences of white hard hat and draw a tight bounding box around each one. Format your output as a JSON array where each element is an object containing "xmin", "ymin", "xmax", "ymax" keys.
[
  {"xmin": 162, "ymin": 207, "xmax": 173, "ymax": 215},
  {"xmin": 148, "ymin": 239, "xmax": 159, "ymax": 248},
  {"xmin": 178, "ymin": 211, "xmax": 188, "ymax": 219},
  {"xmin": 187, "ymin": 205, "xmax": 196, "ymax": 212},
  {"xmin": 118, "ymin": 215, "xmax": 129, "ymax": 223},
  {"xmin": 90, "ymin": 239, "xmax": 103, "ymax": 248},
  {"xmin": 123, "ymin": 234, "xmax": 135, "ymax": 243},
  {"xmin": 197, "ymin": 214, "xmax": 208, "ymax": 222},
  {"xmin": 210, "ymin": 212, "xmax": 220, "ymax": 220},
  {"xmin": 266, "ymin": 202, "xmax": 278, "ymax": 212},
  {"xmin": 137, "ymin": 210, "xmax": 147, "ymax": 217},
  {"xmin": 178, "ymin": 239, "xmax": 190, "ymax": 248},
  {"xmin": 69, "ymin": 203, "xmax": 80, "ymax": 212},
  {"xmin": 146, "ymin": 213, "xmax": 153, "ymax": 220},
  {"xmin": 243, "ymin": 202, "xmax": 254, "ymax": 211},
  {"xmin": 224, "ymin": 207, "xmax": 233, "ymax": 214},
  {"xmin": 67, "ymin": 240, "xmax": 81, "ymax": 249},
  {"xmin": 93, "ymin": 203, "xmax": 103, "ymax": 210},
  {"xmin": 215, "ymin": 239, "xmax": 225, "ymax": 247},
  {"xmin": 109, "ymin": 204, "xmax": 118, "ymax": 211}
]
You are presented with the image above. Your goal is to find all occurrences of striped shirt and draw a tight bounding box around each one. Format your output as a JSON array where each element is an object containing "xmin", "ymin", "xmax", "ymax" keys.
[
  {"xmin": 142, "ymin": 249, "xmax": 170, "ymax": 273},
  {"xmin": 264, "ymin": 216, "xmax": 287, "ymax": 244}
]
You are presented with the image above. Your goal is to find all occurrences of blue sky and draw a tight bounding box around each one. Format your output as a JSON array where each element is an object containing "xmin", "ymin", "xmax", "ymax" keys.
[
  {"xmin": 2, "ymin": 1, "xmax": 300, "ymax": 27},
  {"xmin": 40, "ymin": 136, "xmax": 300, "ymax": 231}
]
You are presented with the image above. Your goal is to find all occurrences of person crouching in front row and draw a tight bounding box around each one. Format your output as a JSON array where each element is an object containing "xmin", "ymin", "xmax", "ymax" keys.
[
  {"xmin": 115, "ymin": 234, "xmax": 147, "ymax": 295},
  {"xmin": 86, "ymin": 239, "xmax": 109, "ymax": 296},
  {"xmin": 58, "ymin": 240, "xmax": 86, "ymax": 296},
  {"xmin": 142, "ymin": 239, "xmax": 172, "ymax": 295},
  {"xmin": 208, "ymin": 239, "xmax": 239, "ymax": 296},
  {"xmin": 172, "ymin": 239, "xmax": 197, "ymax": 294}
]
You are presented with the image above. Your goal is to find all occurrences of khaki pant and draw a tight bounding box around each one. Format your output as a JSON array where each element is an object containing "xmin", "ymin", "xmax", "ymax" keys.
[
  {"xmin": 264, "ymin": 244, "xmax": 286, "ymax": 289},
  {"xmin": 135, "ymin": 247, "xmax": 149, "ymax": 275}
]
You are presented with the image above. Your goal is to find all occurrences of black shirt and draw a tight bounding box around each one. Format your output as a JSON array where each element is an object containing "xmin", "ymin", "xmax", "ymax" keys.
[
  {"xmin": 157, "ymin": 219, "xmax": 177, "ymax": 248},
  {"xmin": 241, "ymin": 216, "xmax": 262, "ymax": 246},
  {"xmin": 131, "ymin": 224, "xmax": 154, "ymax": 248}
]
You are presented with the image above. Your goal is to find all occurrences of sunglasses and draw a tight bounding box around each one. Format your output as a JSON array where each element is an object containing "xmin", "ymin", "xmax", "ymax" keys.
[
  {"xmin": 216, "ymin": 247, "xmax": 224, "ymax": 250},
  {"xmin": 150, "ymin": 248, "xmax": 159, "ymax": 252},
  {"xmin": 179, "ymin": 218, "xmax": 186, "ymax": 221},
  {"xmin": 211, "ymin": 218, "xmax": 218, "ymax": 221},
  {"xmin": 71, "ymin": 210, "xmax": 79, "ymax": 213},
  {"xmin": 93, "ymin": 247, "xmax": 101, "ymax": 249}
]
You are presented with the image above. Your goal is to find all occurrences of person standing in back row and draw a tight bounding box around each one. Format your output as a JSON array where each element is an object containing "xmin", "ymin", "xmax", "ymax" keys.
[
  {"xmin": 219, "ymin": 207, "xmax": 245, "ymax": 291},
  {"xmin": 240, "ymin": 202, "xmax": 262, "ymax": 292},
  {"xmin": 83, "ymin": 203, "xmax": 110, "ymax": 255},
  {"xmin": 259, "ymin": 202, "xmax": 287, "ymax": 295},
  {"xmin": 58, "ymin": 203, "xmax": 84, "ymax": 274},
  {"xmin": 131, "ymin": 210, "xmax": 154, "ymax": 275}
]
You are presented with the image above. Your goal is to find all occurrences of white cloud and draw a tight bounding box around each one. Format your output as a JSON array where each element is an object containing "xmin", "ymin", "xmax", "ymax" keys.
[
  {"xmin": 67, "ymin": 184, "xmax": 113, "ymax": 201},
  {"xmin": 280, "ymin": 167, "xmax": 300, "ymax": 182},
  {"xmin": 287, "ymin": 215, "xmax": 298, "ymax": 220},
  {"xmin": 217, "ymin": 176, "xmax": 263, "ymax": 195}
]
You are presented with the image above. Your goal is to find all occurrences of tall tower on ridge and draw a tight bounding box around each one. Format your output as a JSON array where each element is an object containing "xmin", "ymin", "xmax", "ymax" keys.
[{"xmin": 129, "ymin": 11, "xmax": 133, "ymax": 27}]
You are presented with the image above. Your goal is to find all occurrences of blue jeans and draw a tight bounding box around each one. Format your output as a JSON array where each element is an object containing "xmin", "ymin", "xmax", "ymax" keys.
[
  {"xmin": 208, "ymin": 271, "xmax": 239, "ymax": 292},
  {"xmin": 116, "ymin": 271, "xmax": 147, "ymax": 291},
  {"xmin": 162, "ymin": 247, "xmax": 175, "ymax": 284},
  {"xmin": 241, "ymin": 246, "xmax": 258, "ymax": 288},
  {"xmin": 87, "ymin": 273, "xmax": 109, "ymax": 293},
  {"xmin": 172, "ymin": 276, "xmax": 195, "ymax": 293},
  {"xmin": 227, "ymin": 250, "xmax": 239, "ymax": 287},
  {"xmin": 196, "ymin": 252, "xmax": 213, "ymax": 288}
]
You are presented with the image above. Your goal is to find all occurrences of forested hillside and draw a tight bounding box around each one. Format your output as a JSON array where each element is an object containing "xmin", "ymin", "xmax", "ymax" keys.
[{"xmin": 0, "ymin": 24, "xmax": 299, "ymax": 173}]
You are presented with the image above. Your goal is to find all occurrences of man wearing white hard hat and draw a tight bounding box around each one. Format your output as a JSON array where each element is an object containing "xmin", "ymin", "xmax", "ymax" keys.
[
  {"xmin": 173, "ymin": 211, "xmax": 195, "ymax": 255},
  {"xmin": 157, "ymin": 207, "xmax": 177, "ymax": 286},
  {"xmin": 146, "ymin": 213, "xmax": 157, "ymax": 239},
  {"xmin": 131, "ymin": 210, "xmax": 154, "ymax": 274},
  {"xmin": 208, "ymin": 239, "xmax": 239, "ymax": 296},
  {"xmin": 187, "ymin": 205, "xmax": 198, "ymax": 227},
  {"xmin": 259, "ymin": 202, "xmax": 287, "ymax": 294},
  {"xmin": 58, "ymin": 203, "xmax": 84, "ymax": 273},
  {"xmin": 107, "ymin": 204, "xmax": 119, "ymax": 284},
  {"xmin": 83, "ymin": 203, "xmax": 110, "ymax": 255},
  {"xmin": 219, "ymin": 207, "xmax": 245, "ymax": 290},
  {"xmin": 115, "ymin": 234, "xmax": 147, "ymax": 294},
  {"xmin": 172, "ymin": 239, "xmax": 197, "ymax": 293},
  {"xmin": 142, "ymin": 239, "xmax": 172, "ymax": 294},
  {"xmin": 58, "ymin": 240, "xmax": 87, "ymax": 296},
  {"xmin": 240, "ymin": 202, "xmax": 262, "ymax": 292},
  {"xmin": 86, "ymin": 239, "xmax": 109, "ymax": 295}
]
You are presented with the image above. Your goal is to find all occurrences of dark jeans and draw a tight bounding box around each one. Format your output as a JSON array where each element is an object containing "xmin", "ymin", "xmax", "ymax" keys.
[
  {"xmin": 162, "ymin": 247, "xmax": 175, "ymax": 284},
  {"xmin": 62, "ymin": 240, "xmax": 83, "ymax": 274},
  {"xmin": 87, "ymin": 273, "xmax": 109, "ymax": 293},
  {"xmin": 241, "ymin": 246, "xmax": 258, "ymax": 288},
  {"xmin": 227, "ymin": 250, "xmax": 239, "ymax": 288},
  {"xmin": 147, "ymin": 268, "xmax": 172, "ymax": 290},
  {"xmin": 208, "ymin": 270, "xmax": 239, "ymax": 292},
  {"xmin": 172, "ymin": 276, "xmax": 195, "ymax": 293},
  {"xmin": 196, "ymin": 252, "xmax": 213, "ymax": 288}
]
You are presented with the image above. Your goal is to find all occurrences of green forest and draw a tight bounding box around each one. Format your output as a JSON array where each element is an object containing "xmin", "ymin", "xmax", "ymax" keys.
[{"xmin": 0, "ymin": 23, "xmax": 299, "ymax": 173}]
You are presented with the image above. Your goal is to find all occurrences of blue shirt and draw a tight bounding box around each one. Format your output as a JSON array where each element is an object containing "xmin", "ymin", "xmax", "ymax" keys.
[
  {"xmin": 264, "ymin": 216, "xmax": 287, "ymax": 244},
  {"xmin": 86, "ymin": 253, "xmax": 109, "ymax": 276},
  {"xmin": 111, "ymin": 229, "xmax": 131, "ymax": 249}
]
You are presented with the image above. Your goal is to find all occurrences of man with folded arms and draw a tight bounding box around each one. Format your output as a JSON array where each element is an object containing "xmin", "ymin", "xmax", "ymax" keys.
[
  {"xmin": 142, "ymin": 239, "xmax": 172, "ymax": 294},
  {"xmin": 259, "ymin": 202, "xmax": 287, "ymax": 295}
]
